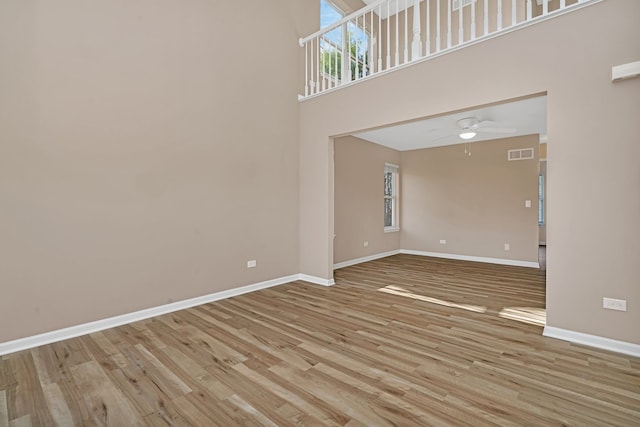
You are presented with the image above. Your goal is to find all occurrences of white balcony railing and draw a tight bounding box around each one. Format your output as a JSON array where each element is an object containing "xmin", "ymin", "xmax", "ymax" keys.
[{"xmin": 299, "ymin": 0, "xmax": 595, "ymax": 99}]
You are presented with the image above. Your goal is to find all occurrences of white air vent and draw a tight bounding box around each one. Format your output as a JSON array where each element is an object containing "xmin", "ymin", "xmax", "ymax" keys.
[{"xmin": 508, "ymin": 148, "xmax": 534, "ymax": 161}]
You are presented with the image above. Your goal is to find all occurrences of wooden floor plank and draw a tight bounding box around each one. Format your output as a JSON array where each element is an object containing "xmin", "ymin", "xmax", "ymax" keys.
[
  {"xmin": 0, "ymin": 254, "xmax": 638, "ymax": 426},
  {"xmin": 0, "ymin": 390, "xmax": 8, "ymax": 427}
]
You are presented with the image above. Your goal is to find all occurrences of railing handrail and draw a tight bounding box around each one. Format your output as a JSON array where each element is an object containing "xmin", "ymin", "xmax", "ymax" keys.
[{"xmin": 299, "ymin": 0, "xmax": 394, "ymax": 46}]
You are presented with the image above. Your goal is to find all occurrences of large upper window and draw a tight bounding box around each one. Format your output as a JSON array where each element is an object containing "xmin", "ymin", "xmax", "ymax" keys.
[
  {"xmin": 320, "ymin": 0, "xmax": 370, "ymax": 83},
  {"xmin": 384, "ymin": 163, "xmax": 399, "ymax": 232}
]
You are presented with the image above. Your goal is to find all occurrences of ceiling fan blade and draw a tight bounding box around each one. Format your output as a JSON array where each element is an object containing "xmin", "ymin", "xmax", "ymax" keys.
[
  {"xmin": 480, "ymin": 127, "xmax": 517, "ymax": 134},
  {"xmin": 477, "ymin": 120, "xmax": 496, "ymax": 127}
]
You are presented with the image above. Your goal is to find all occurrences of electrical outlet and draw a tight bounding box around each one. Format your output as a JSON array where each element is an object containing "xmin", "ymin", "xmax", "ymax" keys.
[
  {"xmin": 603, "ymin": 297, "xmax": 627, "ymax": 311},
  {"xmin": 504, "ymin": 243, "xmax": 510, "ymax": 251},
  {"xmin": 363, "ymin": 241, "xmax": 369, "ymax": 247},
  {"xmin": 247, "ymin": 260, "xmax": 257, "ymax": 268},
  {"xmin": 440, "ymin": 239, "xmax": 446, "ymax": 244}
]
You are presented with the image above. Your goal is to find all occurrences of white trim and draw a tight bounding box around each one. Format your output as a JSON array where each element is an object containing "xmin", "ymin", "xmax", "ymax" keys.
[
  {"xmin": 400, "ymin": 249, "xmax": 540, "ymax": 268},
  {"xmin": 0, "ymin": 274, "xmax": 303, "ymax": 356},
  {"xmin": 298, "ymin": 274, "xmax": 336, "ymax": 286},
  {"xmin": 334, "ymin": 250, "xmax": 401, "ymax": 270},
  {"xmin": 543, "ymin": 326, "xmax": 640, "ymax": 357},
  {"xmin": 384, "ymin": 227, "xmax": 400, "ymax": 233}
]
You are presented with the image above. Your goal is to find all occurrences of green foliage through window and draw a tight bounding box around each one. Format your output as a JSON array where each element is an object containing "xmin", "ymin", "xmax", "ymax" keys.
[{"xmin": 320, "ymin": 0, "xmax": 371, "ymax": 84}]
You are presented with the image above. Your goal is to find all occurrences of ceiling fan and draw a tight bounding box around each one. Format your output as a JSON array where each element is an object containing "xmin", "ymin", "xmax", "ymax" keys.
[{"xmin": 456, "ymin": 117, "xmax": 517, "ymax": 140}]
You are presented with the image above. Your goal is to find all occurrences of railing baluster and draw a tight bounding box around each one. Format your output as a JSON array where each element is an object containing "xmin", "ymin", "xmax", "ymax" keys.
[
  {"xmin": 354, "ymin": 17, "xmax": 359, "ymax": 80},
  {"xmin": 369, "ymin": 11, "xmax": 373, "ymax": 76},
  {"xmin": 321, "ymin": 38, "xmax": 326, "ymax": 91},
  {"xmin": 304, "ymin": 43, "xmax": 309, "ymax": 97},
  {"xmin": 386, "ymin": 2, "xmax": 391, "ymax": 69},
  {"xmin": 527, "ymin": 0, "xmax": 532, "ymax": 21},
  {"xmin": 512, "ymin": 0, "xmax": 516, "ymax": 26},
  {"xmin": 395, "ymin": 0, "xmax": 399, "ymax": 66},
  {"xmin": 484, "ymin": 0, "xmax": 488, "ymax": 35},
  {"xmin": 426, "ymin": 0, "xmax": 431, "ymax": 55},
  {"xmin": 458, "ymin": 0, "xmax": 463, "ymax": 45},
  {"xmin": 360, "ymin": 13, "xmax": 364, "ymax": 76},
  {"xmin": 412, "ymin": 0, "xmax": 422, "ymax": 60},
  {"xmin": 404, "ymin": 0, "xmax": 409, "ymax": 63},
  {"xmin": 447, "ymin": 0, "xmax": 452, "ymax": 49},
  {"xmin": 327, "ymin": 40, "xmax": 332, "ymax": 89},
  {"xmin": 436, "ymin": 0, "xmax": 441, "ymax": 51},
  {"xmin": 341, "ymin": 21, "xmax": 347, "ymax": 84},
  {"xmin": 316, "ymin": 37, "xmax": 320, "ymax": 92},
  {"xmin": 347, "ymin": 25, "xmax": 352, "ymax": 81},
  {"xmin": 310, "ymin": 41, "xmax": 315, "ymax": 94},
  {"xmin": 471, "ymin": 0, "xmax": 476, "ymax": 40},
  {"xmin": 543, "ymin": 0, "xmax": 548, "ymax": 15},
  {"xmin": 360, "ymin": 14, "xmax": 364, "ymax": 76},
  {"xmin": 378, "ymin": 4, "xmax": 383, "ymax": 72},
  {"xmin": 497, "ymin": 0, "xmax": 503, "ymax": 31},
  {"xmin": 333, "ymin": 40, "xmax": 342, "ymax": 87}
]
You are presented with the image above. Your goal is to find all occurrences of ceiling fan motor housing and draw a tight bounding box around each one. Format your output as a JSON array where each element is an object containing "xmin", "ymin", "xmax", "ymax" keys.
[{"xmin": 457, "ymin": 117, "xmax": 480, "ymax": 131}]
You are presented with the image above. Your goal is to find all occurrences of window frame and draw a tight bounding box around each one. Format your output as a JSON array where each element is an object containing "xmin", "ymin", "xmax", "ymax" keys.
[
  {"xmin": 384, "ymin": 163, "xmax": 400, "ymax": 233},
  {"xmin": 452, "ymin": 0, "xmax": 477, "ymax": 12},
  {"xmin": 319, "ymin": 0, "xmax": 371, "ymax": 84}
]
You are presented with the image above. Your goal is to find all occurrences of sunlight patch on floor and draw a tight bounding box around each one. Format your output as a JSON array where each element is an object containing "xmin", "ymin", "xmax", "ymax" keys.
[
  {"xmin": 378, "ymin": 285, "xmax": 487, "ymax": 313},
  {"xmin": 498, "ymin": 307, "xmax": 546, "ymax": 326}
]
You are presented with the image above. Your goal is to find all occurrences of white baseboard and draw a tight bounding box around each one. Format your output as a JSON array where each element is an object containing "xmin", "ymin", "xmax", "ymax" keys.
[
  {"xmin": 333, "ymin": 250, "xmax": 401, "ymax": 270},
  {"xmin": 400, "ymin": 249, "xmax": 540, "ymax": 268},
  {"xmin": 333, "ymin": 249, "xmax": 538, "ymax": 270},
  {"xmin": 543, "ymin": 326, "xmax": 640, "ymax": 357},
  {"xmin": 298, "ymin": 274, "xmax": 335, "ymax": 286},
  {"xmin": 0, "ymin": 273, "xmax": 302, "ymax": 356}
]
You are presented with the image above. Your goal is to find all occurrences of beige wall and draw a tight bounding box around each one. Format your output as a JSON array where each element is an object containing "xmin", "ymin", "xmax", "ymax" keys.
[
  {"xmin": 299, "ymin": 0, "xmax": 640, "ymax": 344},
  {"xmin": 401, "ymin": 135, "xmax": 539, "ymax": 262},
  {"xmin": 334, "ymin": 136, "xmax": 401, "ymax": 264},
  {"xmin": 0, "ymin": 0, "xmax": 315, "ymax": 343}
]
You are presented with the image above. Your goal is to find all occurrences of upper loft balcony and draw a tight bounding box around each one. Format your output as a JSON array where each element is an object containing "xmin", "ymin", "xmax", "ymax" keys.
[{"xmin": 299, "ymin": 0, "xmax": 599, "ymax": 100}]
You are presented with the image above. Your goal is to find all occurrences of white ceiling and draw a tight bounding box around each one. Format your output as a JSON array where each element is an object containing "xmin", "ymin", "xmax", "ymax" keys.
[{"xmin": 353, "ymin": 95, "xmax": 547, "ymax": 151}]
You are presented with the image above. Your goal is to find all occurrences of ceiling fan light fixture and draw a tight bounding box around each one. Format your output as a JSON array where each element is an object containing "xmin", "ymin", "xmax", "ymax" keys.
[{"xmin": 459, "ymin": 130, "xmax": 476, "ymax": 140}]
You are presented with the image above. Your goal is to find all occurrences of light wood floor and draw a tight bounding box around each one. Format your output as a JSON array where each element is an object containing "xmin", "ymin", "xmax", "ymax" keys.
[{"xmin": 1, "ymin": 254, "xmax": 639, "ymax": 426}]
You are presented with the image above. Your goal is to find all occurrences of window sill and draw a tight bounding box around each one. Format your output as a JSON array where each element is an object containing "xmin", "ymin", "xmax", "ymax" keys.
[{"xmin": 384, "ymin": 227, "xmax": 400, "ymax": 233}]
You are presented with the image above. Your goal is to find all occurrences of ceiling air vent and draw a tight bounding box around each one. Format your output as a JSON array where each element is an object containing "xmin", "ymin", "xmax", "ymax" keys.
[{"xmin": 508, "ymin": 148, "xmax": 534, "ymax": 161}]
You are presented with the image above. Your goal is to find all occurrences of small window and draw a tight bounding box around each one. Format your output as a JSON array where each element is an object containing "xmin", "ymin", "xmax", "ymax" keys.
[
  {"xmin": 384, "ymin": 163, "xmax": 399, "ymax": 232},
  {"xmin": 453, "ymin": 0, "xmax": 476, "ymax": 11},
  {"xmin": 538, "ymin": 173, "xmax": 545, "ymax": 226}
]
